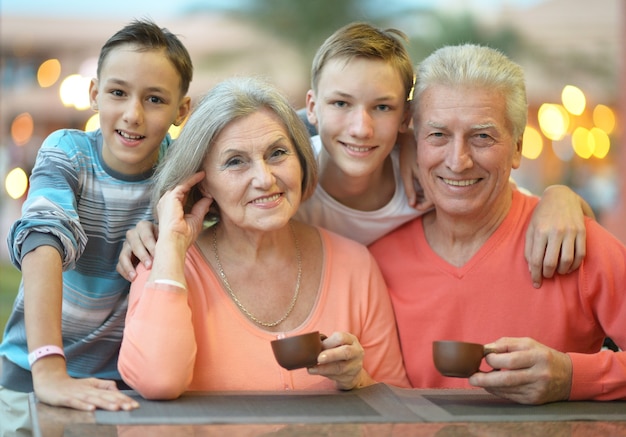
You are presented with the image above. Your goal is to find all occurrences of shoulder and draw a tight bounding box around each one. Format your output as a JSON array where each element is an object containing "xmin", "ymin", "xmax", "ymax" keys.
[
  {"xmin": 317, "ymin": 227, "xmax": 374, "ymax": 262},
  {"xmin": 40, "ymin": 129, "xmax": 100, "ymax": 160}
]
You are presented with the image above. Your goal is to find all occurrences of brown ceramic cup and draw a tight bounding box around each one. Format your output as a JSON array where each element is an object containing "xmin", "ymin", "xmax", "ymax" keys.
[
  {"xmin": 432, "ymin": 340, "xmax": 495, "ymax": 378},
  {"xmin": 271, "ymin": 332, "xmax": 327, "ymax": 370}
]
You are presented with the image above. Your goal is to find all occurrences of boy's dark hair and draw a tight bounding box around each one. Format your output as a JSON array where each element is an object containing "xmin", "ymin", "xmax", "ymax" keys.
[{"xmin": 97, "ymin": 19, "xmax": 193, "ymax": 95}]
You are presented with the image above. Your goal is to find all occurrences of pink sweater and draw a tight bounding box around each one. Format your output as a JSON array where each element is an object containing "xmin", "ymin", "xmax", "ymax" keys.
[
  {"xmin": 369, "ymin": 190, "xmax": 626, "ymax": 401},
  {"xmin": 119, "ymin": 227, "xmax": 409, "ymax": 399}
]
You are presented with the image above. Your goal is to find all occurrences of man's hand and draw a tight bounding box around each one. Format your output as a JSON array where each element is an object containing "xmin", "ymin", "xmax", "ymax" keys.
[{"xmin": 469, "ymin": 337, "xmax": 572, "ymax": 405}]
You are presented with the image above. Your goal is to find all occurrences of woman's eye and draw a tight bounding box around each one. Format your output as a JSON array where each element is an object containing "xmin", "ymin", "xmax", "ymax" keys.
[
  {"xmin": 271, "ymin": 148, "xmax": 288, "ymax": 158},
  {"xmin": 224, "ymin": 157, "xmax": 244, "ymax": 167}
]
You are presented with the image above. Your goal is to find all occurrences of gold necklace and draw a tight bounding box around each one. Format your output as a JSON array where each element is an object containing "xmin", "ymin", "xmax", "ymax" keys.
[{"xmin": 212, "ymin": 222, "xmax": 302, "ymax": 327}]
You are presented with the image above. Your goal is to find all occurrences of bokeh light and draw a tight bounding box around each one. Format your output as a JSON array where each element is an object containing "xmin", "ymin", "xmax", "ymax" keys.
[
  {"xmin": 37, "ymin": 59, "xmax": 62, "ymax": 88},
  {"xmin": 521, "ymin": 126, "xmax": 542, "ymax": 159},
  {"xmin": 11, "ymin": 112, "xmax": 34, "ymax": 146},
  {"xmin": 590, "ymin": 127, "xmax": 610, "ymax": 159},
  {"xmin": 59, "ymin": 74, "xmax": 91, "ymax": 110},
  {"xmin": 85, "ymin": 114, "xmax": 100, "ymax": 132},
  {"xmin": 538, "ymin": 103, "xmax": 570, "ymax": 141},
  {"xmin": 561, "ymin": 85, "xmax": 586, "ymax": 116},
  {"xmin": 5, "ymin": 167, "xmax": 29, "ymax": 199},
  {"xmin": 572, "ymin": 127, "xmax": 593, "ymax": 159},
  {"xmin": 592, "ymin": 104, "xmax": 615, "ymax": 134}
]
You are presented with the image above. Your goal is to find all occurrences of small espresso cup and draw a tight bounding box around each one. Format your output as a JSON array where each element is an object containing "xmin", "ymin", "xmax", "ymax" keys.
[
  {"xmin": 271, "ymin": 331, "xmax": 327, "ymax": 370},
  {"xmin": 432, "ymin": 340, "xmax": 494, "ymax": 378}
]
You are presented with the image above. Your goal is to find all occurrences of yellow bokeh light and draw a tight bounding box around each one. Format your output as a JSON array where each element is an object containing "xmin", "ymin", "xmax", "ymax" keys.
[
  {"xmin": 59, "ymin": 74, "xmax": 92, "ymax": 110},
  {"xmin": 37, "ymin": 59, "xmax": 61, "ymax": 88},
  {"xmin": 521, "ymin": 126, "xmax": 542, "ymax": 159},
  {"xmin": 5, "ymin": 167, "xmax": 29, "ymax": 199},
  {"xmin": 11, "ymin": 112, "xmax": 34, "ymax": 146},
  {"xmin": 85, "ymin": 114, "xmax": 100, "ymax": 132},
  {"xmin": 590, "ymin": 127, "xmax": 610, "ymax": 159},
  {"xmin": 572, "ymin": 127, "xmax": 593, "ymax": 159},
  {"xmin": 561, "ymin": 85, "xmax": 586, "ymax": 116},
  {"xmin": 593, "ymin": 104, "xmax": 615, "ymax": 134},
  {"xmin": 168, "ymin": 122, "xmax": 186, "ymax": 139},
  {"xmin": 538, "ymin": 103, "xmax": 570, "ymax": 141}
]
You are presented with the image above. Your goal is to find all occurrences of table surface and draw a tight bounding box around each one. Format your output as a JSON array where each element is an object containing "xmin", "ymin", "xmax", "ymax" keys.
[{"xmin": 31, "ymin": 387, "xmax": 626, "ymax": 437}]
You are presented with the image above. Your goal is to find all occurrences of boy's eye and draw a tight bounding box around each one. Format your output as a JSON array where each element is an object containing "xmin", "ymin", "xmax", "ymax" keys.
[
  {"xmin": 376, "ymin": 104, "xmax": 391, "ymax": 111},
  {"xmin": 111, "ymin": 89, "xmax": 125, "ymax": 97},
  {"xmin": 333, "ymin": 101, "xmax": 348, "ymax": 108},
  {"xmin": 148, "ymin": 96, "xmax": 164, "ymax": 104}
]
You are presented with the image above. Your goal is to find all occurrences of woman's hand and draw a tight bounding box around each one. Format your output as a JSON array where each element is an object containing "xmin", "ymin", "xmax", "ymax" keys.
[
  {"xmin": 307, "ymin": 332, "xmax": 375, "ymax": 390},
  {"xmin": 146, "ymin": 172, "xmax": 212, "ymax": 285},
  {"xmin": 156, "ymin": 172, "xmax": 212, "ymax": 248}
]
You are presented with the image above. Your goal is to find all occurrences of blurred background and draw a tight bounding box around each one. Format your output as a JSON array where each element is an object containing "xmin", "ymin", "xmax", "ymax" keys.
[{"xmin": 0, "ymin": 0, "xmax": 624, "ymax": 331}]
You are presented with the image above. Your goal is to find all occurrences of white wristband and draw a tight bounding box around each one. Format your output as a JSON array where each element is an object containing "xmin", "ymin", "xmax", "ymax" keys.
[
  {"xmin": 154, "ymin": 279, "xmax": 187, "ymax": 290},
  {"xmin": 28, "ymin": 345, "xmax": 65, "ymax": 367}
]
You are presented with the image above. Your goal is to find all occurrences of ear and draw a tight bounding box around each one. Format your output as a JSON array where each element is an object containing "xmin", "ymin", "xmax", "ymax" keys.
[
  {"xmin": 173, "ymin": 96, "xmax": 192, "ymax": 126},
  {"xmin": 511, "ymin": 135, "xmax": 524, "ymax": 169},
  {"xmin": 398, "ymin": 101, "xmax": 412, "ymax": 133},
  {"xmin": 305, "ymin": 90, "xmax": 318, "ymax": 127},
  {"xmin": 197, "ymin": 179, "xmax": 212, "ymax": 198},
  {"xmin": 89, "ymin": 78, "xmax": 99, "ymax": 111}
]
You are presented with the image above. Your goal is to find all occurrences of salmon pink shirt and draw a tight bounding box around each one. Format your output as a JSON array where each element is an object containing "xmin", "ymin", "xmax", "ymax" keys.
[{"xmin": 119, "ymin": 227, "xmax": 409, "ymax": 399}]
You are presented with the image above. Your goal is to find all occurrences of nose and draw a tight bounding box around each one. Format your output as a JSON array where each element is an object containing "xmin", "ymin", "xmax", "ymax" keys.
[
  {"xmin": 445, "ymin": 137, "xmax": 474, "ymax": 172},
  {"xmin": 251, "ymin": 160, "xmax": 276, "ymax": 189},
  {"xmin": 123, "ymin": 98, "xmax": 144, "ymax": 126},
  {"xmin": 348, "ymin": 108, "xmax": 374, "ymax": 138}
]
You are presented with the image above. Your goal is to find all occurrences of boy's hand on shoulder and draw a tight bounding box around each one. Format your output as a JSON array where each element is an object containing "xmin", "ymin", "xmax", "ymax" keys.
[
  {"xmin": 398, "ymin": 130, "xmax": 432, "ymax": 210},
  {"xmin": 117, "ymin": 220, "xmax": 158, "ymax": 281}
]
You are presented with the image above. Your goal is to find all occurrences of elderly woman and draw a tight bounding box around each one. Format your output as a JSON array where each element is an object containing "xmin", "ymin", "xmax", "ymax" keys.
[{"xmin": 117, "ymin": 77, "xmax": 409, "ymax": 400}]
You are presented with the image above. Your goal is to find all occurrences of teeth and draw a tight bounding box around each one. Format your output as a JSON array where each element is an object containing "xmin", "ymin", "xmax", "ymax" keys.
[
  {"xmin": 443, "ymin": 178, "xmax": 479, "ymax": 187},
  {"xmin": 346, "ymin": 144, "xmax": 372, "ymax": 153},
  {"xmin": 118, "ymin": 130, "xmax": 143, "ymax": 140},
  {"xmin": 252, "ymin": 193, "xmax": 280, "ymax": 204}
]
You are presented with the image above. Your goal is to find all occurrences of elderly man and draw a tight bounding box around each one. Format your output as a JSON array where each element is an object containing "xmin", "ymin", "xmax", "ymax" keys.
[{"xmin": 369, "ymin": 44, "xmax": 626, "ymax": 405}]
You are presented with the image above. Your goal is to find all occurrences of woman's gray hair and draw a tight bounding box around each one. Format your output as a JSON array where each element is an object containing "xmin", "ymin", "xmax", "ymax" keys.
[
  {"xmin": 152, "ymin": 76, "xmax": 318, "ymax": 218},
  {"xmin": 412, "ymin": 44, "xmax": 528, "ymax": 141}
]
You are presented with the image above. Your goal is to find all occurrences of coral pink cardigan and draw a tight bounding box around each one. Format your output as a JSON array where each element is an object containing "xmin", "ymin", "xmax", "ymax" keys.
[{"xmin": 119, "ymin": 228, "xmax": 409, "ymax": 399}]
